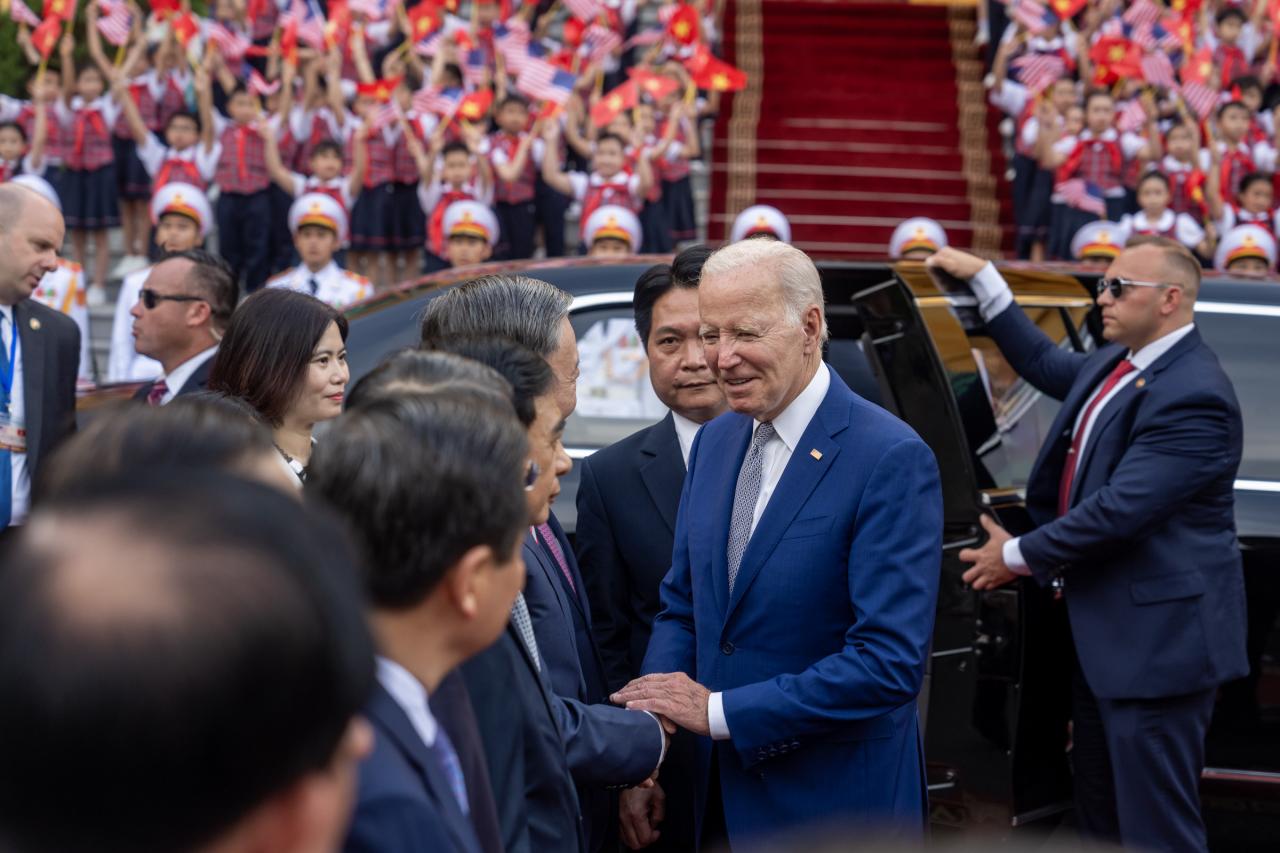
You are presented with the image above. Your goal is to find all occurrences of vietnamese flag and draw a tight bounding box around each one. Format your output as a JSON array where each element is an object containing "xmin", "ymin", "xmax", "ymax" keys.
[
  {"xmin": 357, "ymin": 75, "xmax": 402, "ymax": 103},
  {"xmin": 563, "ymin": 16, "xmax": 584, "ymax": 48},
  {"xmin": 172, "ymin": 11, "xmax": 199, "ymax": 48},
  {"xmin": 1168, "ymin": 0, "xmax": 1202, "ymax": 16},
  {"xmin": 42, "ymin": 0, "xmax": 73, "ymax": 23},
  {"xmin": 1089, "ymin": 36, "xmax": 1143, "ymax": 85},
  {"xmin": 406, "ymin": 0, "xmax": 441, "ymax": 42},
  {"xmin": 325, "ymin": 0, "xmax": 350, "ymax": 51},
  {"xmin": 1047, "ymin": 0, "xmax": 1087, "ymax": 20},
  {"xmin": 684, "ymin": 45, "xmax": 746, "ymax": 92},
  {"xmin": 281, "ymin": 14, "xmax": 299, "ymax": 64},
  {"xmin": 150, "ymin": 0, "xmax": 179, "ymax": 21},
  {"xmin": 1179, "ymin": 47, "xmax": 1215, "ymax": 86},
  {"xmin": 628, "ymin": 68, "xmax": 680, "ymax": 102},
  {"xmin": 31, "ymin": 14, "xmax": 60, "ymax": 58},
  {"xmin": 666, "ymin": 3, "xmax": 699, "ymax": 46},
  {"xmin": 457, "ymin": 88, "xmax": 494, "ymax": 122},
  {"xmin": 591, "ymin": 79, "xmax": 638, "ymax": 127}
]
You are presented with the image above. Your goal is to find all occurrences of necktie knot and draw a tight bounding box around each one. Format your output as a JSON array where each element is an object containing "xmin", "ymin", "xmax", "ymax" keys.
[
  {"xmin": 752, "ymin": 421, "xmax": 776, "ymax": 451},
  {"xmin": 146, "ymin": 378, "xmax": 170, "ymax": 407}
]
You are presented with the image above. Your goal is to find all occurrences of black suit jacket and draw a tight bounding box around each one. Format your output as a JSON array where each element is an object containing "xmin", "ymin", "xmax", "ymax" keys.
[
  {"xmin": 428, "ymin": 671, "xmax": 504, "ymax": 853},
  {"xmin": 131, "ymin": 352, "xmax": 215, "ymax": 403},
  {"xmin": 15, "ymin": 299, "xmax": 79, "ymax": 480}
]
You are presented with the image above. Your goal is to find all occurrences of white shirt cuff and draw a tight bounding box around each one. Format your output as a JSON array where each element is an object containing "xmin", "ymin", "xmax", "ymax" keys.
[
  {"xmin": 641, "ymin": 710, "xmax": 668, "ymax": 773},
  {"xmin": 1003, "ymin": 536, "xmax": 1031, "ymax": 576},
  {"xmin": 707, "ymin": 692, "xmax": 730, "ymax": 740},
  {"xmin": 970, "ymin": 262, "xmax": 1015, "ymax": 321}
]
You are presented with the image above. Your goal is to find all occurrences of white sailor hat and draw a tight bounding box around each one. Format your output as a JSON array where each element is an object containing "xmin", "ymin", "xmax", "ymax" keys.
[
  {"xmin": 443, "ymin": 200, "xmax": 500, "ymax": 247},
  {"xmin": 10, "ymin": 174, "xmax": 61, "ymax": 211},
  {"xmin": 888, "ymin": 217, "xmax": 949, "ymax": 259},
  {"xmin": 1214, "ymin": 224, "xmax": 1276, "ymax": 271},
  {"xmin": 288, "ymin": 192, "xmax": 348, "ymax": 242},
  {"xmin": 1070, "ymin": 220, "xmax": 1128, "ymax": 262},
  {"xmin": 150, "ymin": 182, "xmax": 213, "ymax": 238},
  {"xmin": 584, "ymin": 205, "xmax": 642, "ymax": 252},
  {"xmin": 730, "ymin": 205, "xmax": 791, "ymax": 244}
]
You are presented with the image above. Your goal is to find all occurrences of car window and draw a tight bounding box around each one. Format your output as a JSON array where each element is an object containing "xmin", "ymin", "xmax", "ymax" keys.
[
  {"xmin": 566, "ymin": 304, "xmax": 667, "ymax": 451},
  {"xmin": 1193, "ymin": 310, "xmax": 1280, "ymax": 481}
]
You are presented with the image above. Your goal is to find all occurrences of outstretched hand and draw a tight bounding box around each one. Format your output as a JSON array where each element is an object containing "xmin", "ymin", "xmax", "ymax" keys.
[{"xmin": 612, "ymin": 673, "xmax": 711, "ymax": 737}]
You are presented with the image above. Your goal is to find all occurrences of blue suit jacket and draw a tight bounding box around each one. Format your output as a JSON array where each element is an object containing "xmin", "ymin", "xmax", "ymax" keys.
[
  {"xmin": 986, "ymin": 306, "xmax": 1248, "ymax": 699},
  {"xmin": 344, "ymin": 684, "xmax": 483, "ymax": 853},
  {"xmin": 642, "ymin": 367, "xmax": 943, "ymax": 844}
]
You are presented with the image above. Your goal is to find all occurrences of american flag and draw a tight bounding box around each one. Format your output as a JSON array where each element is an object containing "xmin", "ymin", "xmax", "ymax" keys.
[
  {"xmin": 412, "ymin": 85, "xmax": 463, "ymax": 116},
  {"xmin": 1115, "ymin": 98, "xmax": 1148, "ymax": 133},
  {"xmin": 413, "ymin": 31, "xmax": 443, "ymax": 57},
  {"xmin": 461, "ymin": 48, "xmax": 487, "ymax": 86},
  {"xmin": 208, "ymin": 23, "xmax": 251, "ymax": 61},
  {"xmin": 96, "ymin": 0, "xmax": 132, "ymax": 47},
  {"xmin": 1180, "ymin": 81, "xmax": 1219, "ymax": 120},
  {"xmin": 1011, "ymin": 52, "xmax": 1066, "ymax": 95},
  {"xmin": 9, "ymin": 1, "xmax": 41, "ymax": 27},
  {"xmin": 564, "ymin": 0, "xmax": 601, "ymax": 22},
  {"xmin": 583, "ymin": 24, "xmax": 622, "ymax": 63},
  {"xmin": 369, "ymin": 100, "xmax": 402, "ymax": 133},
  {"xmin": 516, "ymin": 59, "xmax": 577, "ymax": 106},
  {"xmin": 285, "ymin": 0, "xmax": 327, "ymax": 52},
  {"xmin": 248, "ymin": 69, "xmax": 281, "ymax": 97},
  {"xmin": 349, "ymin": 0, "xmax": 396, "ymax": 20},
  {"xmin": 1056, "ymin": 178, "xmax": 1107, "ymax": 216},
  {"xmin": 623, "ymin": 29, "xmax": 665, "ymax": 50},
  {"xmin": 1122, "ymin": 0, "xmax": 1161, "ymax": 29},
  {"xmin": 1012, "ymin": 0, "xmax": 1057, "ymax": 35},
  {"xmin": 1097, "ymin": 17, "xmax": 1128, "ymax": 39},
  {"xmin": 1140, "ymin": 51, "xmax": 1176, "ymax": 88},
  {"xmin": 494, "ymin": 19, "xmax": 531, "ymax": 70}
]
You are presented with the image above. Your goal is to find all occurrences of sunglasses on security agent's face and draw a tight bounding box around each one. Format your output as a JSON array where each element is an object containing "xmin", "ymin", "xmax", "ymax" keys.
[
  {"xmin": 1094, "ymin": 278, "xmax": 1184, "ymax": 300},
  {"xmin": 139, "ymin": 288, "xmax": 208, "ymax": 310}
]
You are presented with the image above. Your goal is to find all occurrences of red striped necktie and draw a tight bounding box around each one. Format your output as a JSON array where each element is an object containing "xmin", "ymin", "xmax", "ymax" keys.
[{"xmin": 1058, "ymin": 359, "xmax": 1135, "ymax": 515}]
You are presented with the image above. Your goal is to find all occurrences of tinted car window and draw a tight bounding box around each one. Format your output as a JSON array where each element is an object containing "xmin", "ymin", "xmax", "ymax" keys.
[
  {"xmin": 1194, "ymin": 311, "xmax": 1280, "ymax": 481},
  {"xmin": 568, "ymin": 305, "xmax": 667, "ymax": 450}
]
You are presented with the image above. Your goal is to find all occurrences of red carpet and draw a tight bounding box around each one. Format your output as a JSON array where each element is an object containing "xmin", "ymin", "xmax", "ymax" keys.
[{"xmin": 708, "ymin": 0, "xmax": 1011, "ymax": 259}]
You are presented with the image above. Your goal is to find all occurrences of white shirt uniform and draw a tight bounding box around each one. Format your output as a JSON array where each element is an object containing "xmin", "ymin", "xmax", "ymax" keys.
[
  {"xmin": 265, "ymin": 261, "xmax": 372, "ymax": 309},
  {"xmin": 155, "ymin": 346, "xmax": 217, "ymax": 404},
  {"xmin": 1117, "ymin": 210, "xmax": 1206, "ymax": 252},
  {"xmin": 108, "ymin": 266, "xmax": 163, "ymax": 383},
  {"xmin": 1, "ymin": 304, "xmax": 29, "ymax": 526},
  {"xmin": 136, "ymin": 134, "xmax": 220, "ymax": 185},
  {"xmin": 31, "ymin": 260, "xmax": 92, "ymax": 382}
]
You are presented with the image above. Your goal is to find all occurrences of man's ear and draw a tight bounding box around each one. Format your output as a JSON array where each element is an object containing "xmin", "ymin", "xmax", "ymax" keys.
[
  {"xmin": 188, "ymin": 299, "xmax": 213, "ymax": 329},
  {"xmin": 445, "ymin": 544, "xmax": 498, "ymax": 620}
]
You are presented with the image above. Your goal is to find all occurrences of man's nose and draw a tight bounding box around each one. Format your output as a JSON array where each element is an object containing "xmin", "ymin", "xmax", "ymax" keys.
[
  {"xmin": 717, "ymin": 340, "xmax": 740, "ymax": 370},
  {"xmin": 682, "ymin": 337, "xmax": 709, "ymax": 370}
]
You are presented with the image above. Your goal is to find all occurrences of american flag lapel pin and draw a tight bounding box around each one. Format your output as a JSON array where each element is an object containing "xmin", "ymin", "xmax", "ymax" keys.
[
  {"xmin": 1135, "ymin": 377, "xmax": 1146, "ymax": 388},
  {"xmin": 810, "ymin": 449, "xmax": 822, "ymax": 460}
]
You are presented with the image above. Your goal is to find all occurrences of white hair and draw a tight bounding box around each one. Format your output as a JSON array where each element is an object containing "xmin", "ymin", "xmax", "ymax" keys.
[{"xmin": 702, "ymin": 238, "xmax": 828, "ymax": 341}]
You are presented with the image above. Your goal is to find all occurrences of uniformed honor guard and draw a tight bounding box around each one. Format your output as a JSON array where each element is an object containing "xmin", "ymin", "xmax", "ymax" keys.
[
  {"xmin": 889, "ymin": 216, "xmax": 950, "ymax": 261},
  {"xmin": 584, "ymin": 205, "xmax": 643, "ymax": 257},
  {"xmin": 440, "ymin": 200, "xmax": 499, "ymax": 269},
  {"xmin": 1070, "ymin": 220, "xmax": 1129, "ymax": 265},
  {"xmin": 1213, "ymin": 224, "xmax": 1276, "ymax": 278},
  {"xmin": 729, "ymin": 204, "xmax": 792, "ymax": 243},
  {"xmin": 266, "ymin": 193, "xmax": 372, "ymax": 309}
]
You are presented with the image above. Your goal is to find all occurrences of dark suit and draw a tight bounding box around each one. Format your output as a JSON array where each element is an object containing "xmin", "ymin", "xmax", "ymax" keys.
[
  {"xmin": 344, "ymin": 684, "xmax": 483, "ymax": 853},
  {"xmin": 428, "ymin": 671, "xmax": 503, "ymax": 853},
  {"xmin": 576, "ymin": 412, "xmax": 696, "ymax": 851},
  {"xmin": 131, "ymin": 351, "xmax": 214, "ymax": 403},
  {"xmin": 16, "ymin": 299, "xmax": 79, "ymax": 482},
  {"xmin": 984, "ymin": 306, "xmax": 1247, "ymax": 851}
]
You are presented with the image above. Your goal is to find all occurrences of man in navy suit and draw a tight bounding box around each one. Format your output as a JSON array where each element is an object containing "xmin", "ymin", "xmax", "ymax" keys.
[
  {"xmin": 576, "ymin": 247, "xmax": 725, "ymax": 850},
  {"xmin": 309, "ymin": 392, "xmax": 535, "ymax": 853},
  {"xmin": 933, "ymin": 239, "xmax": 1248, "ymax": 852},
  {"xmin": 614, "ymin": 239, "xmax": 943, "ymax": 848}
]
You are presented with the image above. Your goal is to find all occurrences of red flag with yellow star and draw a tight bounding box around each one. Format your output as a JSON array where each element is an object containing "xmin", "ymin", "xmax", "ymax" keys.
[
  {"xmin": 407, "ymin": 0, "xmax": 442, "ymax": 43},
  {"xmin": 1088, "ymin": 36, "xmax": 1143, "ymax": 85},
  {"xmin": 325, "ymin": 0, "xmax": 351, "ymax": 51},
  {"xmin": 666, "ymin": 3, "xmax": 699, "ymax": 46},
  {"xmin": 1047, "ymin": 0, "xmax": 1086, "ymax": 20},
  {"xmin": 591, "ymin": 79, "xmax": 638, "ymax": 127},
  {"xmin": 627, "ymin": 67, "xmax": 680, "ymax": 102},
  {"xmin": 684, "ymin": 45, "xmax": 746, "ymax": 92},
  {"xmin": 1167, "ymin": 0, "xmax": 1202, "ymax": 17},
  {"xmin": 172, "ymin": 11, "xmax": 200, "ymax": 47},
  {"xmin": 1179, "ymin": 47, "xmax": 1216, "ymax": 86},
  {"xmin": 357, "ymin": 76, "xmax": 402, "ymax": 103},
  {"xmin": 31, "ymin": 14, "xmax": 60, "ymax": 58},
  {"xmin": 458, "ymin": 89, "xmax": 494, "ymax": 122},
  {"xmin": 41, "ymin": 0, "xmax": 72, "ymax": 22},
  {"xmin": 281, "ymin": 14, "xmax": 299, "ymax": 64}
]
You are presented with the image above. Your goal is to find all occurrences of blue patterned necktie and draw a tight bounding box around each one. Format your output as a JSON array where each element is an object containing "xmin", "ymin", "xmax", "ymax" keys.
[
  {"xmin": 0, "ymin": 312, "xmax": 11, "ymax": 529},
  {"xmin": 726, "ymin": 421, "xmax": 775, "ymax": 595},
  {"xmin": 510, "ymin": 592, "xmax": 542, "ymax": 672},
  {"xmin": 428, "ymin": 726, "xmax": 470, "ymax": 817}
]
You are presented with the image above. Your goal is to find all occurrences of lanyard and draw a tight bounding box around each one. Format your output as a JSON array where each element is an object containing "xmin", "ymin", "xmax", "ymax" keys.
[{"xmin": 0, "ymin": 314, "xmax": 16, "ymax": 403}]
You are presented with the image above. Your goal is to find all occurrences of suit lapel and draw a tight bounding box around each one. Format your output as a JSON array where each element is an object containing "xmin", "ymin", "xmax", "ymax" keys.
[
  {"xmin": 178, "ymin": 354, "xmax": 214, "ymax": 396},
  {"xmin": 638, "ymin": 414, "xmax": 685, "ymax": 535},
  {"xmin": 15, "ymin": 302, "xmax": 47, "ymax": 467},
  {"xmin": 710, "ymin": 417, "xmax": 753, "ymax": 618},
  {"xmin": 724, "ymin": 387, "xmax": 848, "ymax": 624},
  {"xmin": 546, "ymin": 513, "xmax": 590, "ymax": 619}
]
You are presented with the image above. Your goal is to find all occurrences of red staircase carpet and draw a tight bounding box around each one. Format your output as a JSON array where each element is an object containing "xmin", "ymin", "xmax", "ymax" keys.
[{"xmin": 708, "ymin": 0, "xmax": 1010, "ymax": 259}]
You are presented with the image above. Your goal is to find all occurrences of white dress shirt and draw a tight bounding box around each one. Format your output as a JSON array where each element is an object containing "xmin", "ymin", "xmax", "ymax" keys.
[
  {"xmin": 671, "ymin": 411, "xmax": 702, "ymax": 468},
  {"xmin": 969, "ymin": 262, "xmax": 1196, "ymax": 573},
  {"xmin": 157, "ymin": 346, "xmax": 217, "ymax": 404},
  {"xmin": 1, "ymin": 305, "xmax": 29, "ymax": 526},
  {"xmin": 376, "ymin": 656, "xmax": 439, "ymax": 748},
  {"xmin": 708, "ymin": 363, "xmax": 832, "ymax": 740}
]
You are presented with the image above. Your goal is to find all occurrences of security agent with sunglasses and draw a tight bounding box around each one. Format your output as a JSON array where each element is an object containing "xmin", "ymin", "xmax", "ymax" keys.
[
  {"xmin": 929, "ymin": 239, "xmax": 1246, "ymax": 853},
  {"xmin": 131, "ymin": 250, "xmax": 238, "ymax": 406}
]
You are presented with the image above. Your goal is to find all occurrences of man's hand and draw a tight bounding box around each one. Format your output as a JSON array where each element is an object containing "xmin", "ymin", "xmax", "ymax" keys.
[
  {"xmin": 619, "ymin": 781, "xmax": 665, "ymax": 850},
  {"xmin": 925, "ymin": 246, "xmax": 988, "ymax": 280},
  {"xmin": 959, "ymin": 515, "xmax": 1019, "ymax": 591},
  {"xmin": 611, "ymin": 673, "xmax": 711, "ymax": 737}
]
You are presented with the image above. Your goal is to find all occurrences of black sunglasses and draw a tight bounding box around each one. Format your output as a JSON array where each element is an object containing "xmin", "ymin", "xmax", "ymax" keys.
[
  {"xmin": 524, "ymin": 460, "xmax": 541, "ymax": 491},
  {"xmin": 140, "ymin": 288, "xmax": 208, "ymax": 310},
  {"xmin": 1095, "ymin": 278, "xmax": 1182, "ymax": 300}
]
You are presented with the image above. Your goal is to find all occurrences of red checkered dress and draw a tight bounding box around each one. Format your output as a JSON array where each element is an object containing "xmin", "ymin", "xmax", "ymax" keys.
[
  {"xmin": 68, "ymin": 106, "xmax": 114, "ymax": 171},
  {"xmin": 489, "ymin": 131, "xmax": 537, "ymax": 204},
  {"xmin": 392, "ymin": 121, "xmax": 422, "ymax": 185},
  {"xmin": 215, "ymin": 123, "xmax": 271, "ymax": 194},
  {"xmin": 114, "ymin": 81, "xmax": 156, "ymax": 139},
  {"xmin": 1057, "ymin": 135, "xmax": 1123, "ymax": 193},
  {"xmin": 19, "ymin": 105, "xmax": 64, "ymax": 164},
  {"xmin": 361, "ymin": 126, "xmax": 397, "ymax": 189},
  {"xmin": 656, "ymin": 119, "xmax": 691, "ymax": 183},
  {"xmin": 154, "ymin": 74, "xmax": 188, "ymax": 133},
  {"xmin": 1220, "ymin": 145, "xmax": 1256, "ymax": 202}
]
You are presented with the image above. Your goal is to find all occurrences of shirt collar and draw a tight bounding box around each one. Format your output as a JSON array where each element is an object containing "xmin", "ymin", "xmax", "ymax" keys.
[
  {"xmin": 757, "ymin": 362, "xmax": 830, "ymax": 453},
  {"xmin": 671, "ymin": 411, "xmax": 702, "ymax": 467},
  {"xmin": 1129, "ymin": 323, "xmax": 1195, "ymax": 369},
  {"xmin": 375, "ymin": 656, "xmax": 438, "ymax": 747},
  {"xmin": 304, "ymin": 261, "xmax": 339, "ymax": 281},
  {"xmin": 162, "ymin": 346, "xmax": 217, "ymax": 394}
]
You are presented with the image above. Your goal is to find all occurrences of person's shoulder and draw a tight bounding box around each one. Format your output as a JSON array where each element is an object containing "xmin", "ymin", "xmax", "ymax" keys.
[
  {"xmin": 340, "ymin": 268, "xmax": 371, "ymax": 286},
  {"xmin": 585, "ymin": 416, "xmax": 672, "ymax": 472},
  {"xmin": 20, "ymin": 297, "xmax": 79, "ymax": 337},
  {"xmin": 265, "ymin": 267, "xmax": 297, "ymax": 287},
  {"xmin": 831, "ymin": 372, "xmax": 927, "ymax": 450}
]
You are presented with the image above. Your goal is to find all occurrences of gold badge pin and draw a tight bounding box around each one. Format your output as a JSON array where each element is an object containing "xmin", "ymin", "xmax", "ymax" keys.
[
  {"xmin": 810, "ymin": 449, "xmax": 823, "ymax": 460},
  {"xmin": 1135, "ymin": 377, "xmax": 1146, "ymax": 388},
  {"xmin": 29, "ymin": 317, "xmax": 40, "ymax": 331}
]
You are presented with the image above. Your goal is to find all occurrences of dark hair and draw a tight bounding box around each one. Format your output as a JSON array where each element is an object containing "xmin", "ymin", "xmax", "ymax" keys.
[
  {"xmin": 420, "ymin": 274, "xmax": 572, "ymax": 357},
  {"xmin": 671, "ymin": 243, "xmax": 712, "ymax": 287},
  {"xmin": 158, "ymin": 248, "xmax": 239, "ymax": 332},
  {"xmin": 596, "ymin": 131, "xmax": 627, "ymax": 150},
  {"xmin": 34, "ymin": 393, "xmax": 273, "ymax": 504},
  {"xmin": 346, "ymin": 348, "xmax": 513, "ymax": 409},
  {"xmin": 0, "ymin": 121, "xmax": 27, "ymax": 143},
  {"xmin": 442, "ymin": 140, "xmax": 471, "ymax": 159},
  {"xmin": 165, "ymin": 109, "xmax": 201, "ymax": 134},
  {"xmin": 442, "ymin": 63, "xmax": 464, "ymax": 87},
  {"xmin": 1239, "ymin": 171, "xmax": 1272, "ymax": 195},
  {"xmin": 208, "ymin": 289, "xmax": 349, "ymax": 426},
  {"xmin": 1136, "ymin": 171, "xmax": 1170, "ymax": 192},
  {"xmin": 226, "ymin": 81, "xmax": 252, "ymax": 100},
  {"xmin": 425, "ymin": 335, "xmax": 554, "ymax": 426},
  {"xmin": 497, "ymin": 94, "xmax": 529, "ymax": 111},
  {"xmin": 1216, "ymin": 7, "xmax": 1246, "ymax": 25},
  {"xmin": 311, "ymin": 138, "xmax": 344, "ymax": 160},
  {"xmin": 308, "ymin": 392, "xmax": 529, "ymax": 609},
  {"xmin": 633, "ymin": 243, "xmax": 711, "ymax": 344},
  {"xmin": 1217, "ymin": 100, "xmax": 1249, "ymax": 119},
  {"xmin": 1229, "ymin": 75, "xmax": 1262, "ymax": 95},
  {"xmin": 1083, "ymin": 89, "xmax": 1113, "ymax": 110},
  {"xmin": 0, "ymin": 472, "xmax": 374, "ymax": 853}
]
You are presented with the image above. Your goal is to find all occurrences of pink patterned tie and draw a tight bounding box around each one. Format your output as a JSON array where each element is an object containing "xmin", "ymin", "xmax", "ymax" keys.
[
  {"xmin": 536, "ymin": 522, "xmax": 575, "ymax": 594},
  {"xmin": 146, "ymin": 378, "xmax": 169, "ymax": 407}
]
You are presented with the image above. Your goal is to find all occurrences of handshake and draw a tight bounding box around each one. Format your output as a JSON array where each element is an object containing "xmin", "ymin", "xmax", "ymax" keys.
[{"xmin": 609, "ymin": 672, "xmax": 712, "ymax": 850}]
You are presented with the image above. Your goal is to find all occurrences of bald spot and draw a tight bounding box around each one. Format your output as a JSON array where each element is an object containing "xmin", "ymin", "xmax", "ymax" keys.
[{"xmin": 0, "ymin": 183, "xmax": 55, "ymax": 233}]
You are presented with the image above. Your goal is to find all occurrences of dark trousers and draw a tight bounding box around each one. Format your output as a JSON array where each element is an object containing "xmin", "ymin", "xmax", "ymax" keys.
[
  {"xmin": 216, "ymin": 190, "xmax": 272, "ymax": 292},
  {"xmin": 536, "ymin": 177, "xmax": 571, "ymax": 257},
  {"xmin": 700, "ymin": 749, "xmax": 729, "ymax": 851},
  {"xmin": 494, "ymin": 200, "xmax": 537, "ymax": 260},
  {"xmin": 1071, "ymin": 660, "xmax": 1216, "ymax": 852}
]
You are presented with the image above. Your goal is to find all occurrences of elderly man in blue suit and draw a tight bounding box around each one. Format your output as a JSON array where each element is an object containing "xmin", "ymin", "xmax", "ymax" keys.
[
  {"xmin": 613, "ymin": 239, "xmax": 943, "ymax": 848},
  {"xmin": 933, "ymin": 238, "xmax": 1247, "ymax": 853}
]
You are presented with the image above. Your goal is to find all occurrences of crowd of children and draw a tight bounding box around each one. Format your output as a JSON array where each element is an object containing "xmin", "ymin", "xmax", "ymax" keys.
[{"xmin": 988, "ymin": 0, "xmax": 1280, "ymax": 277}]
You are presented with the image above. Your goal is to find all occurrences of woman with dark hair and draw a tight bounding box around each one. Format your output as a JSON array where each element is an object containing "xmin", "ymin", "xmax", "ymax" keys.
[{"xmin": 208, "ymin": 289, "xmax": 350, "ymax": 484}]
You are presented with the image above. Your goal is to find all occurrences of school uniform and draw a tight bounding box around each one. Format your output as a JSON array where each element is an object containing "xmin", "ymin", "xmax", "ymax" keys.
[
  {"xmin": 135, "ymin": 134, "xmax": 219, "ymax": 190},
  {"xmin": 418, "ymin": 177, "xmax": 490, "ymax": 271},
  {"xmin": 1159, "ymin": 156, "xmax": 1208, "ymax": 219},
  {"xmin": 1217, "ymin": 203, "xmax": 1278, "ymax": 237},
  {"xmin": 114, "ymin": 78, "xmax": 156, "ymax": 200},
  {"xmin": 537, "ymin": 127, "xmax": 572, "ymax": 257},
  {"xmin": 349, "ymin": 118, "xmax": 400, "ymax": 253},
  {"xmin": 1, "ymin": 95, "xmax": 64, "ymax": 194},
  {"xmin": 392, "ymin": 112, "xmax": 431, "ymax": 252},
  {"xmin": 488, "ymin": 130, "xmax": 543, "ymax": 260},
  {"xmin": 56, "ymin": 96, "xmax": 122, "ymax": 230},
  {"xmin": 657, "ymin": 114, "xmax": 697, "ymax": 244},
  {"xmin": 631, "ymin": 143, "xmax": 671, "ymax": 254},
  {"xmin": 32, "ymin": 259, "xmax": 93, "ymax": 383},
  {"xmin": 1117, "ymin": 210, "xmax": 1206, "ymax": 253},
  {"xmin": 1048, "ymin": 129, "xmax": 1146, "ymax": 260},
  {"xmin": 211, "ymin": 113, "xmax": 274, "ymax": 290},
  {"xmin": 1199, "ymin": 140, "xmax": 1276, "ymax": 203},
  {"xmin": 566, "ymin": 170, "xmax": 643, "ymax": 249},
  {"xmin": 270, "ymin": 127, "xmax": 302, "ymax": 274},
  {"xmin": 288, "ymin": 106, "xmax": 343, "ymax": 176},
  {"xmin": 265, "ymin": 260, "xmax": 372, "ymax": 309}
]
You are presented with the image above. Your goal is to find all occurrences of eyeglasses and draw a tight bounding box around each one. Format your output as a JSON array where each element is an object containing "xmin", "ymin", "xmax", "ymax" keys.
[
  {"xmin": 140, "ymin": 288, "xmax": 208, "ymax": 310},
  {"xmin": 524, "ymin": 460, "xmax": 541, "ymax": 491},
  {"xmin": 1095, "ymin": 278, "xmax": 1183, "ymax": 300}
]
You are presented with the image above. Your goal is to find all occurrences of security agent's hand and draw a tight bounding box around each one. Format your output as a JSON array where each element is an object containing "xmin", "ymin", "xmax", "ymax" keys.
[
  {"xmin": 619, "ymin": 780, "xmax": 666, "ymax": 849},
  {"xmin": 959, "ymin": 515, "xmax": 1019, "ymax": 591},
  {"xmin": 612, "ymin": 673, "xmax": 711, "ymax": 737},
  {"xmin": 925, "ymin": 246, "xmax": 989, "ymax": 281}
]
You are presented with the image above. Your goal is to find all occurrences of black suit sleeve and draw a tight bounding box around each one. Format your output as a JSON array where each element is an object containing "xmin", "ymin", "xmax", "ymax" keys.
[
  {"xmin": 574, "ymin": 456, "xmax": 636, "ymax": 693},
  {"xmin": 52, "ymin": 310, "xmax": 79, "ymax": 443}
]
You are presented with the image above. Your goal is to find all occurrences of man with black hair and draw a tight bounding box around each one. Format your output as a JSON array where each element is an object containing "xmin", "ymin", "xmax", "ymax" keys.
[
  {"xmin": 0, "ymin": 472, "xmax": 376, "ymax": 853},
  {"xmin": 309, "ymin": 392, "xmax": 533, "ymax": 852},
  {"xmin": 575, "ymin": 245, "xmax": 723, "ymax": 850}
]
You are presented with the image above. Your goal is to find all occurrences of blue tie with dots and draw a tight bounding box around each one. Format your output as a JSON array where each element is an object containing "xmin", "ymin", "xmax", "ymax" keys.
[
  {"xmin": 1, "ymin": 313, "xmax": 12, "ymax": 529},
  {"xmin": 726, "ymin": 421, "xmax": 775, "ymax": 595}
]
